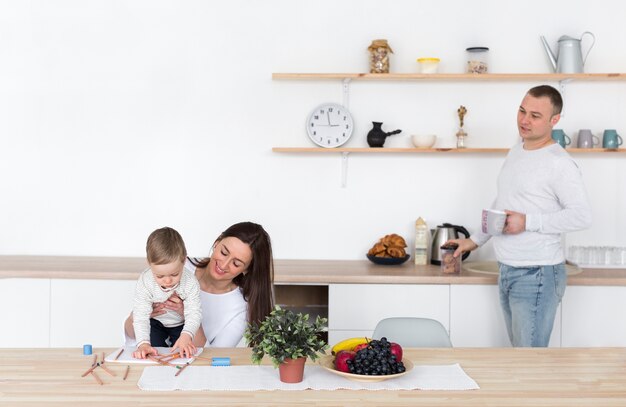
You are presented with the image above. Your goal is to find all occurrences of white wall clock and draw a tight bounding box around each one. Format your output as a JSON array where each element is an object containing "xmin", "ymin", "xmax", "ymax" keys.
[{"xmin": 306, "ymin": 103, "xmax": 354, "ymax": 148}]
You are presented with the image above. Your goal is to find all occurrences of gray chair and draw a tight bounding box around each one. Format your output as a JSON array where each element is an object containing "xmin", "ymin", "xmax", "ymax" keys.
[{"xmin": 372, "ymin": 317, "xmax": 453, "ymax": 347}]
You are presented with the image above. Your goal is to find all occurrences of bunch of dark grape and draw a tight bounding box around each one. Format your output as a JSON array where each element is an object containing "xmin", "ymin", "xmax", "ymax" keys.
[{"xmin": 345, "ymin": 337, "xmax": 406, "ymax": 376}]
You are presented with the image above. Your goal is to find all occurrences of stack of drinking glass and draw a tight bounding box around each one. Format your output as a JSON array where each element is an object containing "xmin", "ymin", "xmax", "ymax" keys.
[{"xmin": 568, "ymin": 246, "xmax": 626, "ymax": 267}]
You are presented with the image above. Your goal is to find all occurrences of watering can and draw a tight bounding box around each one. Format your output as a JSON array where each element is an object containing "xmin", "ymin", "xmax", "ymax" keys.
[{"xmin": 540, "ymin": 32, "xmax": 595, "ymax": 73}]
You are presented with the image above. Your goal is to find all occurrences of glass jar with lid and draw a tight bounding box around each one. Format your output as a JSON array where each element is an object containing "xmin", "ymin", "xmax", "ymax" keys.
[
  {"xmin": 466, "ymin": 47, "xmax": 489, "ymax": 74},
  {"xmin": 368, "ymin": 39, "xmax": 393, "ymax": 74}
]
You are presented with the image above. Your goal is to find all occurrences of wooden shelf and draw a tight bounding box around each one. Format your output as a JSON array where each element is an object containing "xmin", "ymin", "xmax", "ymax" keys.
[
  {"xmin": 272, "ymin": 147, "xmax": 626, "ymax": 154},
  {"xmin": 273, "ymin": 73, "xmax": 626, "ymax": 81}
]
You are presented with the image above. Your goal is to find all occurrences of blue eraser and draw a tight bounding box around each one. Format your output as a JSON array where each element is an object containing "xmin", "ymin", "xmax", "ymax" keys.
[
  {"xmin": 83, "ymin": 344, "xmax": 93, "ymax": 355},
  {"xmin": 212, "ymin": 357, "xmax": 230, "ymax": 366}
]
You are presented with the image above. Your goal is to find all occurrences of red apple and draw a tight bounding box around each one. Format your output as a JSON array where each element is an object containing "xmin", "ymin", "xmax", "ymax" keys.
[
  {"xmin": 334, "ymin": 350, "xmax": 355, "ymax": 373},
  {"xmin": 390, "ymin": 342, "xmax": 403, "ymax": 362},
  {"xmin": 353, "ymin": 343, "xmax": 369, "ymax": 352}
]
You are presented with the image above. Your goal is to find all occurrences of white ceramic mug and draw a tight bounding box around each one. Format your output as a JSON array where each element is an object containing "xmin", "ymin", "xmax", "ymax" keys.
[{"xmin": 481, "ymin": 209, "xmax": 507, "ymax": 235}]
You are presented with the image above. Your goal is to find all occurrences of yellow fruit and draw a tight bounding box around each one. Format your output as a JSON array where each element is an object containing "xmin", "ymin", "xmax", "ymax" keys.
[{"xmin": 331, "ymin": 337, "xmax": 370, "ymax": 355}]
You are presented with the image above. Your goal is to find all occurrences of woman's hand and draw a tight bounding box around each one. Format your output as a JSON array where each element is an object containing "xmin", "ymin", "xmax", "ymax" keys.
[
  {"xmin": 133, "ymin": 343, "xmax": 158, "ymax": 359},
  {"xmin": 149, "ymin": 303, "xmax": 167, "ymax": 318},
  {"xmin": 162, "ymin": 293, "xmax": 184, "ymax": 317},
  {"xmin": 172, "ymin": 334, "xmax": 196, "ymax": 359}
]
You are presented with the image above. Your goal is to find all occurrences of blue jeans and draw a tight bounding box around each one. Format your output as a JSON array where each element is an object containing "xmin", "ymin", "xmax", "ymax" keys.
[{"xmin": 498, "ymin": 263, "xmax": 566, "ymax": 347}]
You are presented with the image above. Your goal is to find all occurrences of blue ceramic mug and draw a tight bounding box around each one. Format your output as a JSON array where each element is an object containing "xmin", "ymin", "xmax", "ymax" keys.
[
  {"xmin": 602, "ymin": 129, "xmax": 623, "ymax": 149},
  {"xmin": 551, "ymin": 129, "xmax": 571, "ymax": 148}
]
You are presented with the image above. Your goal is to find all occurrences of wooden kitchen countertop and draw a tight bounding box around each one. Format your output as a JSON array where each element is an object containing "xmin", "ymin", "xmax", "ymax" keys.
[
  {"xmin": 2, "ymin": 347, "xmax": 625, "ymax": 406},
  {"xmin": 1, "ymin": 255, "xmax": 625, "ymax": 286}
]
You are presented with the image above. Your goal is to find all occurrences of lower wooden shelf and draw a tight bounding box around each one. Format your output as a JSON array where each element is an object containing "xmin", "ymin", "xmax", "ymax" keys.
[{"xmin": 272, "ymin": 147, "xmax": 625, "ymax": 154}]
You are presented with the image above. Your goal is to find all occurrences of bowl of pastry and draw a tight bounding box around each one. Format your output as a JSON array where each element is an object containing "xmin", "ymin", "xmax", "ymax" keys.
[{"xmin": 366, "ymin": 234, "xmax": 410, "ymax": 265}]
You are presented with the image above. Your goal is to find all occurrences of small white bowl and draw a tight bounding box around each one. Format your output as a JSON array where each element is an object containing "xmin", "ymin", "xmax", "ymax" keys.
[{"xmin": 411, "ymin": 134, "xmax": 436, "ymax": 148}]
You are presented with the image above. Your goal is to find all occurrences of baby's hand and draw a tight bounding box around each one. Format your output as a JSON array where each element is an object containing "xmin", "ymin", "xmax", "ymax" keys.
[
  {"xmin": 172, "ymin": 334, "xmax": 196, "ymax": 359},
  {"xmin": 133, "ymin": 343, "xmax": 158, "ymax": 359}
]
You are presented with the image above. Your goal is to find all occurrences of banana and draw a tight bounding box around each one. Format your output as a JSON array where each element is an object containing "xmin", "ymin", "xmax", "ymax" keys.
[{"xmin": 331, "ymin": 337, "xmax": 370, "ymax": 355}]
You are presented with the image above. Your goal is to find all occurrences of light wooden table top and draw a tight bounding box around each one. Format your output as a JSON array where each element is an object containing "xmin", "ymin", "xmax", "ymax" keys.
[
  {"xmin": 1, "ymin": 255, "xmax": 625, "ymax": 285},
  {"xmin": 2, "ymin": 347, "xmax": 625, "ymax": 406}
]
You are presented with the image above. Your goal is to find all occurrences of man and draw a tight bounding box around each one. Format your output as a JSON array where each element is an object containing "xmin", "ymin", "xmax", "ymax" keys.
[{"xmin": 451, "ymin": 85, "xmax": 592, "ymax": 347}]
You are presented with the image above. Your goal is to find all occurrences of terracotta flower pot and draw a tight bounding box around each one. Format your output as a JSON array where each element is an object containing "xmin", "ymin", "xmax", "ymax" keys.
[{"xmin": 278, "ymin": 357, "xmax": 306, "ymax": 383}]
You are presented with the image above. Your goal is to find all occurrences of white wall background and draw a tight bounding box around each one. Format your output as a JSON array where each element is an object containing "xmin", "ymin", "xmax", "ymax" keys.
[{"xmin": 1, "ymin": 0, "xmax": 625, "ymax": 261}]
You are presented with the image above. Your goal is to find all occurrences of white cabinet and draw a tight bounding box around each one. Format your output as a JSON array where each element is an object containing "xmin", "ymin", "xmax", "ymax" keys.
[
  {"xmin": 450, "ymin": 284, "xmax": 562, "ymax": 347},
  {"xmin": 328, "ymin": 284, "xmax": 449, "ymax": 346},
  {"xmin": 450, "ymin": 285, "xmax": 509, "ymax": 347},
  {"xmin": 50, "ymin": 279, "xmax": 136, "ymax": 348},
  {"xmin": 0, "ymin": 279, "xmax": 50, "ymax": 348},
  {"xmin": 561, "ymin": 286, "xmax": 626, "ymax": 347}
]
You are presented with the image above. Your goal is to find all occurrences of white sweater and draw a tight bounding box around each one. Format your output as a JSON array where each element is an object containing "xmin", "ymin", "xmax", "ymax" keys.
[
  {"xmin": 471, "ymin": 142, "xmax": 592, "ymax": 267},
  {"xmin": 126, "ymin": 259, "xmax": 248, "ymax": 348},
  {"xmin": 132, "ymin": 266, "xmax": 202, "ymax": 346}
]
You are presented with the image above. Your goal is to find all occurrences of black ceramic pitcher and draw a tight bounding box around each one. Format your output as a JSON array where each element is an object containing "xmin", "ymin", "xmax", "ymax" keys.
[{"xmin": 367, "ymin": 122, "xmax": 401, "ymax": 147}]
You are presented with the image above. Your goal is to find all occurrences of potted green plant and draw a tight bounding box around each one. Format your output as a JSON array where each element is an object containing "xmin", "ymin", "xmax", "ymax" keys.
[{"xmin": 244, "ymin": 305, "xmax": 328, "ymax": 383}]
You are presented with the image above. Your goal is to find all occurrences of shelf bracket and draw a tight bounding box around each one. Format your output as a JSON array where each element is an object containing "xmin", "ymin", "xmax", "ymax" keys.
[
  {"xmin": 342, "ymin": 78, "xmax": 351, "ymax": 109},
  {"xmin": 558, "ymin": 79, "xmax": 573, "ymax": 117},
  {"xmin": 341, "ymin": 152, "xmax": 350, "ymax": 188}
]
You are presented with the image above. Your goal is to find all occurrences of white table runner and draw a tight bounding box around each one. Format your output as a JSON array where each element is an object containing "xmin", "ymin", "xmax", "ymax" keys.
[{"xmin": 138, "ymin": 363, "xmax": 479, "ymax": 391}]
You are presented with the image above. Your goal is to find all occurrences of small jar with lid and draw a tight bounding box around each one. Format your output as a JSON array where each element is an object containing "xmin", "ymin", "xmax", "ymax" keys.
[
  {"xmin": 368, "ymin": 39, "xmax": 393, "ymax": 74},
  {"xmin": 466, "ymin": 47, "xmax": 489, "ymax": 74},
  {"xmin": 417, "ymin": 57, "xmax": 440, "ymax": 74},
  {"xmin": 440, "ymin": 242, "xmax": 461, "ymax": 274}
]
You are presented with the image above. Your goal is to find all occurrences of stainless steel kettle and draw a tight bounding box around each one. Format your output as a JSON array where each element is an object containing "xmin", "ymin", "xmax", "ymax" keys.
[
  {"xmin": 431, "ymin": 223, "xmax": 470, "ymax": 265},
  {"xmin": 540, "ymin": 32, "xmax": 595, "ymax": 73}
]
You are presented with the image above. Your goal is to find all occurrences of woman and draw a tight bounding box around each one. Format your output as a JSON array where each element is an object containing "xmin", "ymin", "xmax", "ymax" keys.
[{"xmin": 124, "ymin": 221, "xmax": 274, "ymax": 347}]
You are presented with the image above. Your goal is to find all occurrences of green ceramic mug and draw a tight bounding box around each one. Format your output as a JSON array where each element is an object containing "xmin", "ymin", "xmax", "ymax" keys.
[
  {"xmin": 551, "ymin": 129, "xmax": 571, "ymax": 148},
  {"xmin": 602, "ymin": 129, "xmax": 623, "ymax": 149}
]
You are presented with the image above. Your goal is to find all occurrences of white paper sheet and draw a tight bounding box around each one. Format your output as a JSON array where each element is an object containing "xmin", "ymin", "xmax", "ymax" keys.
[
  {"xmin": 138, "ymin": 363, "xmax": 479, "ymax": 391},
  {"xmin": 105, "ymin": 347, "xmax": 203, "ymax": 365}
]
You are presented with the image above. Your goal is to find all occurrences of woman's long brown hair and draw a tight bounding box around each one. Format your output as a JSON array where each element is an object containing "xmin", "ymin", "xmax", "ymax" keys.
[{"xmin": 191, "ymin": 222, "xmax": 274, "ymax": 327}]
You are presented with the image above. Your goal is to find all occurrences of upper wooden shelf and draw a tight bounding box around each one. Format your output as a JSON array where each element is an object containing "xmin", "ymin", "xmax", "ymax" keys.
[
  {"xmin": 272, "ymin": 147, "xmax": 626, "ymax": 153},
  {"xmin": 272, "ymin": 73, "xmax": 626, "ymax": 81}
]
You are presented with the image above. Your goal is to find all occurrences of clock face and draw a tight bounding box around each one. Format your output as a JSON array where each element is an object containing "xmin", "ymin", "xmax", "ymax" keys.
[{"xmin": 306, "ymin": 103, "xmax": 354, "ymax": 148}]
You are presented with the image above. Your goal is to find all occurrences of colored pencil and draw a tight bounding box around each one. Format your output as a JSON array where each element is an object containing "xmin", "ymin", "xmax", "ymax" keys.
[
  {"xmin": 113, "ymin": 348, "xmax": 124, "ymax": 361},
  {"xmin": 90, "ymin": 371, "xmax": 103, "ymax": 385},
  {"xmin": 81, "ymin": 363, "xmax": 98, "ymax": 377},
  {"xmin": 123, "ymin": 366, "xmax": 130, "ymax": 381},
  {"xmin": 148, "ymin": 355, "xmax": 173, "ymax": 366},
  {"xmin": 99, "ymin": 362, "xmax": 116, "ymax": 377},
  {"xmin": 174, "ymin": 362, "xmax": 189, "ymax": 377}
]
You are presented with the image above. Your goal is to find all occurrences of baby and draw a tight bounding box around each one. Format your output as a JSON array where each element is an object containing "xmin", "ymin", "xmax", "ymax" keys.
[{"xmin": 132, "ymin": 227, "xmax": 201, "ymax": 359}]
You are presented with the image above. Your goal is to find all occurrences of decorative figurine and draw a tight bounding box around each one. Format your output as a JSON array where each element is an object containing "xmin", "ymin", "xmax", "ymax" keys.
[{"xmin": 456, "ymin": 105, "xmax": 468, "ymax": 148}]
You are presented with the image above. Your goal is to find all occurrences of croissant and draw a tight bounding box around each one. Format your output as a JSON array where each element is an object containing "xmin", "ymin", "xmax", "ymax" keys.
[
  {"xmin": 382, "ymin": 234, "xmax": 407, "ymax": 248},
  {"xmin": 368, "ymin": 234, "xmax": 408, "ymax": 259},
  {"xmin": 387, "ymin": 247, "xmax": 406, "ymax": 258},
  {"xmin": 367, "ymin": 242, "xmax": 386, "ymax": 256}
]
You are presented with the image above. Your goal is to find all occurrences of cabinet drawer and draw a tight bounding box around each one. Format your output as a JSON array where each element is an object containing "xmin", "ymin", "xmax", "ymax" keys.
[
  {"xmin": 328, "ymin": 284, "xmax": 449, "ymax": 331},
  {"xmin": 0, "ymin": 278, "xmax": 50, "ymax": 347},
  {"xmin": 50, "ymin": 279, "xmax": 136, "ymax": 347}
]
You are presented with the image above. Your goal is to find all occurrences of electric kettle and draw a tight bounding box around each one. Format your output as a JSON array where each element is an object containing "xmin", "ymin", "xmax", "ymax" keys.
[{"xmin": 430, "ymin": 223, "xmax": 470, "ymax": 265}]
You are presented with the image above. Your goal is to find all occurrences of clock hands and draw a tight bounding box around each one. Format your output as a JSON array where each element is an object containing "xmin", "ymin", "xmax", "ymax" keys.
[{"xmin": 326, "ymin": 111, "xmax": 339, "ymax": 127}]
